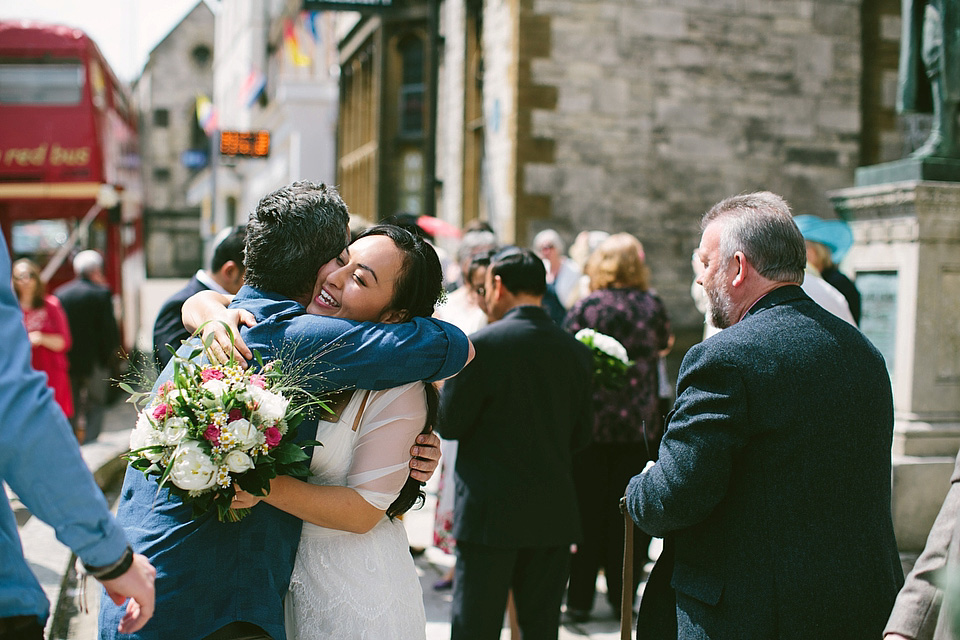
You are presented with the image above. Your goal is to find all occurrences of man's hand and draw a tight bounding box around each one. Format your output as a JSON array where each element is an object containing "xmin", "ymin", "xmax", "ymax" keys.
[
  {"xmin": 410, "ymin": 432, "xmax": 442, "ymax": 483},
  {"xmin": 100, "ymin": 553, "xmax": 157, "ymax": 634}
]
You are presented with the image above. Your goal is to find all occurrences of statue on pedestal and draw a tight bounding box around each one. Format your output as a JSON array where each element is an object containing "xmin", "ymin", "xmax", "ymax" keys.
[{"xmin": 897, "ymin": 0, "xmax": 960, "ymax": 159}]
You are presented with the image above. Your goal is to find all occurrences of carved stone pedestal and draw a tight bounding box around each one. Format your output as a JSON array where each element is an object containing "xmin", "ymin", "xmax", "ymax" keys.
[{"xmin": 829, "ymin": 181, "xmax": 960, "ymax": 552}]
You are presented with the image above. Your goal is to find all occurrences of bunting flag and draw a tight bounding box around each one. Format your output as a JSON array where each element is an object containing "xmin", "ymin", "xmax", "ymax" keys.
[
  {"xmin": 283, "ymin": 18, "xmax": 312, "ymax": 67},
  {"xmin": 303, "ymin": 11, "xmax": 321, "ymax": 44},
  {"xmin": 195, "ymin": 94, "xmax": 218, "ymax": 135},
  {"xmin": 241, "ymin": 68, "xmax": 267, "ymax": 107}
]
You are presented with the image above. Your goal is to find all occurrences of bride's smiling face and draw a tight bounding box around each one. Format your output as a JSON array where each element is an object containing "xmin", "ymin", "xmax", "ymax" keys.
[{"xmin": 306, "ymin": 235, "xmax": 405, "ymax": 323}]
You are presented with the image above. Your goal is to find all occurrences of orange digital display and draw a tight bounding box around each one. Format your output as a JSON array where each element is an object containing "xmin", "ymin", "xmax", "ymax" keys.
[{"xmin": 220, "ymin": 130, "xmax": 270, "ymax": 157}]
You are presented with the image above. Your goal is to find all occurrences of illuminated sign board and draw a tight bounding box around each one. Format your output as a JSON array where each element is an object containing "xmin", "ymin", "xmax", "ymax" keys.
[{"xmin": 219, "ymin": 131, "xmax": 270, "ymax": 158}]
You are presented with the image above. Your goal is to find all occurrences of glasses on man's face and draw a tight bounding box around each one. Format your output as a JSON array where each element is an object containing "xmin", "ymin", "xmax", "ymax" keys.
[
  {"xmin": 473, "ymin": 284, "xmax": 486, "ymax": 298},
  {"xmin": 13, "ymin": 272, "xmax": 36, "ymax": 282}
]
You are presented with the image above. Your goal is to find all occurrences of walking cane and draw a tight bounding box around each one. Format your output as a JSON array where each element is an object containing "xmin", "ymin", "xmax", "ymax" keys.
[{"xmin": 619, "ymin": 495, "xmax": 634, "ymax": 639}]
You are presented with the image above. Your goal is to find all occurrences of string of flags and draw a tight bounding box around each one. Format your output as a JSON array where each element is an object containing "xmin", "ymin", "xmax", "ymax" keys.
[
  {"xmin": 194, "ymin": 11, "xmax": 326, "ymax": 128},
  {"xmin": 195, "ymin": 94, "xmax": 218, "ymax": 135}
]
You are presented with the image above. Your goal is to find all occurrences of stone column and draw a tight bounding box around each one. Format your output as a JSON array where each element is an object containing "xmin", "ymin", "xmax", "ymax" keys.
[{"xmin": 829, "ymin": 181, "xmax": 960, "ymax": 552}]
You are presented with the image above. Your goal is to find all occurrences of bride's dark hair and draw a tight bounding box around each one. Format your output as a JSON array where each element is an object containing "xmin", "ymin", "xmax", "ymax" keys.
[{"xmin": 353, "ymin": 225, "xmax": 443, "ymax": 518}]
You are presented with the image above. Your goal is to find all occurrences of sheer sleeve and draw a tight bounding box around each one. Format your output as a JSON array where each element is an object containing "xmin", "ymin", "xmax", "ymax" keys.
[{"xmin": 348, "ymin": 382, "xmax": 427, "ymax": 510}]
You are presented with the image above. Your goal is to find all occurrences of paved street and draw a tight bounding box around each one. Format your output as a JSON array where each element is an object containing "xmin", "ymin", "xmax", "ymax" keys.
[{"xmin": 14, "ymin": 400, "xmax": 647, "ymax": 639}]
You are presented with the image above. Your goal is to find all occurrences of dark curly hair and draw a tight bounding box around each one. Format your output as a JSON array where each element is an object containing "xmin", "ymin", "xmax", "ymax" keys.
[{"xmin": 243, "ymin": 181, "xmax": 349, "ymax": 302}]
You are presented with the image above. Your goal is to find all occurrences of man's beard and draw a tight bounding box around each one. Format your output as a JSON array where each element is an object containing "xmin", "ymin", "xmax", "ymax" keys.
[{"xmin": 706, "ymin": 274, "xmax": 735, "ymax": 330}]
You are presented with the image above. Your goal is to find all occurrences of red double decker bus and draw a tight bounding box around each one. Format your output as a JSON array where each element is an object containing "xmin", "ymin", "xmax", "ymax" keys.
[{"xmin": 0, "ymin": 20, "xmax": 143, "ymax": 350}]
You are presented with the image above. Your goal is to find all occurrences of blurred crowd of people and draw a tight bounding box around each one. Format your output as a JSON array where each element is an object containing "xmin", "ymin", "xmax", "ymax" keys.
[
  {"xmin": 346, "ymin": 208, "xmax": 871, "ymax": 635},
  {"xmin": 19, "ymin": 178, "xmax": 960, "ymax": 640}
]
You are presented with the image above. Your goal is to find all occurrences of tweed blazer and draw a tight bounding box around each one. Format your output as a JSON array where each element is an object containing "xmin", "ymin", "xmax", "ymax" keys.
[
  {"xmin": 627, "ymin": 285, "xmax": 903, "ymax": 639},
  {"xmin": 885, "ymin": 452, "xmax": 960, "ymax": 640}
]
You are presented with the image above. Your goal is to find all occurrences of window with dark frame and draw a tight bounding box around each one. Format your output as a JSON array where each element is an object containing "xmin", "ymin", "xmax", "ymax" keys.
[
  {"xmin": 398, "ymin": 35, "xmax": 425, "ymax": 138},
  {"xmin": 153, "ymin": 108, "xmax": 169, "ymax": 127}
]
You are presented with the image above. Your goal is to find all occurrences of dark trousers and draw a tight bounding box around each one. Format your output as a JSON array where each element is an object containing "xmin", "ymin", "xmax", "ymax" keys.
[
  {"xmin": 0, "ymin": 615, "xmax": 44, "ymax": 640},
  {"xmin": 452, "ymin": 540, "xmax": 571, "ymax": 640},
  {"xmin": 202, "ymin": 622, "xmax": 273, "ymax": 640},
  {"xmin": 69, "ymin": 365, "xmax": 108, "ymax": 443},
  {"xmin": 636, "ymin": 537, "xmax": 677, "ymax": 640},
  {"xmin": 566, "ymin": 442, "xmax": 651, "ymax": 613}
]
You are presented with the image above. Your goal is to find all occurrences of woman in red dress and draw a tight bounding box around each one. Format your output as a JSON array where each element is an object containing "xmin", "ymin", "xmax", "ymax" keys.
[{"xmin": 12, "ymin": 258, "xmax": 74, "ymax": 420}]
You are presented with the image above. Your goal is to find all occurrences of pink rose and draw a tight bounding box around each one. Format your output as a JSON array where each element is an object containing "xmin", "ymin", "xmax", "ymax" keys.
[
  {"xmin": 201, "ymin": 368, "xmax": 224, "ymax": 382},
  {"xmin": 228, "ymin": 409, "xmax": 244, "ymax": 422},
  {"xmin": 159, "ymin": 380, "xmax": 175, "ymax": 395},
  {"xmin": 152, "ymin": 404, "xmax": 171, "ymax": 421},
  {"xmin": 249, "ymin": 374, "xmax": 267, "ymax": 389},
  {"xmin": 264, "ymin": 427, "xmax": 282, "ymax": 448},
  {"xmin": 203, "ymin": 425, "xmax": 221, "ymax": 446}
]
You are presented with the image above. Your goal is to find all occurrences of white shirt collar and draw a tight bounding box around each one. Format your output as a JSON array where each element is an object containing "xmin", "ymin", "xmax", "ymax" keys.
[{"xmin": 194, "ymin": 269, "xmax": 229, "ymax": 295}]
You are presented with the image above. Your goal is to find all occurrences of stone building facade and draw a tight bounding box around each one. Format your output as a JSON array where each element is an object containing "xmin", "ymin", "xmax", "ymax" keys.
[
  {"xmin": 135, "ymin": 1, "xmax": 215, "ymax": 277},
  {"xmin": 435, "ymin": 0, "xmax": 904, "ymax": 343}
]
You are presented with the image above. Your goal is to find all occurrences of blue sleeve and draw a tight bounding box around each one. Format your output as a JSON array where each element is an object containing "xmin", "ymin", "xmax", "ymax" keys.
[
  {"xmin": 254, "ymin": 313, "xmax": 470, "ymax": 391},
  {"xmin": 0, "ymin": 239, "xmax": 128, "ymax": 567}
]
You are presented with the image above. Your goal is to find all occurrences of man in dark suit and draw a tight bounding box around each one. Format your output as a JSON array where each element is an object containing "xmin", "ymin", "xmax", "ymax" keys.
[
  {"xmin": 152, "ymin": 225, "xmax": 246, "ymax": 370},
  {"xmin": 54, "ymin": 250, "xmax": 120, "ymax": 443},
  {"xmin": 626, "ymin": 192, "xmax": 903, "ymax": 638},
  {"xmin": 439, "ymin": 247, "xmax": 593, "ymax": 640}
]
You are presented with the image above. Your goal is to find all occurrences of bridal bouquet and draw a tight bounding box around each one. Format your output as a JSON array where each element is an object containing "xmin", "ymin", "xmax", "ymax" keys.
[
  {"xmin": 575, "ymin": 328, "xmax": 633, "ymax": 390},
  {"xmin": 123, "ymin": 344, "xmax": 320, "ymax": 523}
]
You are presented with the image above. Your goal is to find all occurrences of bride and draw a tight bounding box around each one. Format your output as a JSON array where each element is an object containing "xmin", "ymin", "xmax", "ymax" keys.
[{"xmin": 196, "ymin": 224, "xmax": 443, "ymax": 639}]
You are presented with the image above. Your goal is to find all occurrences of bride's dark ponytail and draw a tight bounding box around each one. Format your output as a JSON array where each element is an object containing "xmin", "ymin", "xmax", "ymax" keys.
[{"xmin": 386, "ymin": 382, "xmax": 438, "ymax": 519}]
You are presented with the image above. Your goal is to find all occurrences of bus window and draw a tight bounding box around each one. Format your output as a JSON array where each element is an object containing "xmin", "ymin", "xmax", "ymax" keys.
[
  {"xmin": 11, "ymin": 219, "xmax": 72, "ymax": 259},
  {"xmin": 0, "ymin": 62, "xmax": 84, "ymax": 105}
]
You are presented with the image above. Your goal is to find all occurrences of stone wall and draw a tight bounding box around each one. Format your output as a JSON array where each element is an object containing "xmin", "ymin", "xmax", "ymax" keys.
[
  {"xmin": 140, "ymin": 3, "xmax": 215, "ymax": 213},
  {"xmin": 515, "ymin": 0, "xmax": 865, "ymax": 335}
]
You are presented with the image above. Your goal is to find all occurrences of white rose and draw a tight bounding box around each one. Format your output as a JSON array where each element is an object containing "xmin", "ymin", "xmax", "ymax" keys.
[
  {"xmin": 162, "ymin": 417, "xmax": 190, "ymax": 445},
  {"xmin": 202, "ymin": 378, "xmax": 230, "ymax": 399},
  {"xmin": 223, "ymin": 418, "xmax": 260, "ymax": 450},
  {"xmin": 574, "ymin": 328, "xmax": 596, "ymax": 343},
  {"xmin": 222, "ymin": 450, "xmax": 255, "ymax": 473},
  {"xmin": 593, "ymin": 333, "xmax": 629, "ymax": 364},
  {"xmin": 168, "ymin": 442, "xmax": 217, "ymax": 491},
  {"xmin": 166, "ymin": 389, "xmax": 188, "ymax": 404},
  {"xmin": 130, "ymin": 412, "xmax": 165, "ymax": 463},
  {"xmin": 248, "ymin": 386, "xmax": 289, "ymax": 423}
]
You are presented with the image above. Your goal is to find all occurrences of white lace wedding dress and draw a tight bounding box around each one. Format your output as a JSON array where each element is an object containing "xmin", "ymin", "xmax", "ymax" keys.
[{"xmin": 284, "ymin": 383, "xmax": 428, "ymax": 640}]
